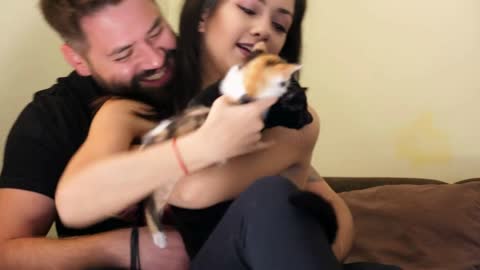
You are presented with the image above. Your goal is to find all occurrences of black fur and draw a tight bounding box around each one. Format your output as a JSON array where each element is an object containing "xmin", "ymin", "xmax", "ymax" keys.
[{"xmin": 188, "ymin": 78, "xmax": 313, "ymax": 130}]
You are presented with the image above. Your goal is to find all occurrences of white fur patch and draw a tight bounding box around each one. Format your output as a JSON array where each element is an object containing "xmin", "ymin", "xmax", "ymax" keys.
[
  {"xmin": 256, "ymin": 75, "xmax": 290, "ymax": 99},
  {"xmin": 153, "ymin": 231, "xmax": 167, "ymax": 248},
  {"xmin": 219, "ymin": 65, "xmax": 247, "ymax": 101}
]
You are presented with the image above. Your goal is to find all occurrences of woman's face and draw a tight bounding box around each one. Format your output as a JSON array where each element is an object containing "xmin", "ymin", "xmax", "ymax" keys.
[{"xmin": 199, "ymin": 0, "xmax": 295, "ymax": 85}]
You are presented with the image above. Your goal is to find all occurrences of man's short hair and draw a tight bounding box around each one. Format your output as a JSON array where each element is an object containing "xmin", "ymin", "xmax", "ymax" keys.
[{"xmin": 39, "ymin": 0, "xmax": 124, "ymax": 52}]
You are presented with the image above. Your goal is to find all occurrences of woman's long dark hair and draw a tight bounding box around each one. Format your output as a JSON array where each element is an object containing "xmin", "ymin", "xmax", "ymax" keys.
[{"xmin": 174, "ymin": 0, "xmax": 307, "ymax": 109}]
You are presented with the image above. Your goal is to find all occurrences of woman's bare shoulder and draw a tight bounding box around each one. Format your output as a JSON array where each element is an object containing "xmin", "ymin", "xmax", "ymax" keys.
[{"xmin": 90, "ymin": 98, "xmax": 157, "ymax": 139}]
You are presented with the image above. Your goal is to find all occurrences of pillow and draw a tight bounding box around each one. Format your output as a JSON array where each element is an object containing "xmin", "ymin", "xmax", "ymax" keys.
[{"xmin": 341, "ymin": 181, "xmax": 480, "ymax": 270}]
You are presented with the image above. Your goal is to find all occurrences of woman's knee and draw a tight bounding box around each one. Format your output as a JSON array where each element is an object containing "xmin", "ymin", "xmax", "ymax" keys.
[
  {"xmin": 245, "ymin": 176, "xmax": 295, "ymax": 197},
  {"xmin": 233, "ymin": 176, "xmax": 297, "ymax": 211}
]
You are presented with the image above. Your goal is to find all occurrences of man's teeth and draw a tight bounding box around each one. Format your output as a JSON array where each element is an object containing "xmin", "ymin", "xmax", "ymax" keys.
[{"xmin": 144, "ymin": 69, "xmax": 165, "ymax": 81}]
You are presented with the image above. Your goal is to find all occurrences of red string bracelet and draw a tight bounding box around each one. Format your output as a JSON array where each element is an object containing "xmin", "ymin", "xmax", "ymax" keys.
[{"xmin": 172, "ymin": 137, "xmax": 189, "ymax": 176}]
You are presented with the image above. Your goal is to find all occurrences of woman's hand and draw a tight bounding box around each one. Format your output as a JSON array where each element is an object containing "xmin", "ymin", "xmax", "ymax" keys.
[
  {"xmin": 193, "ymin": 95, "xmax": 278, "ymax": 164},
  {"xmin": 304, "ymin": 179, "xmax": 355, "ymax": 262}
]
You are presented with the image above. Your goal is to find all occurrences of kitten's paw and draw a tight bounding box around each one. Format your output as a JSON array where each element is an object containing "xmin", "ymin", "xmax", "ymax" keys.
[{"xmin": 289, "ymin": 191, "xmax": 338, "ymax": 243}]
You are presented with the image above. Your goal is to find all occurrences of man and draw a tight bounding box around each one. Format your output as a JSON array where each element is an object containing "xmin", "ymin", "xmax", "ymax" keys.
[{"xmin": 0, "ymin": 0, "xmax": 189, "ymax": 269}]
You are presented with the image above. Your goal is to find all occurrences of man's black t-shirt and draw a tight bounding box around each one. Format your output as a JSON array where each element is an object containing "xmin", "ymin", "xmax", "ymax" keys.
[{"xmin": 0, "ymin": 71, "xmax": 132, "ymax": 237}]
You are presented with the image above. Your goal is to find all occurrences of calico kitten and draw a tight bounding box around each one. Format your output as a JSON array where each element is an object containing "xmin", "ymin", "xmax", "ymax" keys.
[{"xmin": 140, "ymin": 43, "xmax": 304, "ymax": 248}]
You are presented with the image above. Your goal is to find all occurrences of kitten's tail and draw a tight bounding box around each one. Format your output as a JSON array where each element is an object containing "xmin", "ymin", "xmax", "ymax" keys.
[{"xmin": 144, "ymin": 196, "xmax": 168, "ymax": 248}]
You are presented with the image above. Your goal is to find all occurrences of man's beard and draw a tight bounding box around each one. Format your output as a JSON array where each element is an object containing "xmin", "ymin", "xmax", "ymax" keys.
[{"xmin": 92, "ymin": 68, "xmax": 176, "ymax": 119}]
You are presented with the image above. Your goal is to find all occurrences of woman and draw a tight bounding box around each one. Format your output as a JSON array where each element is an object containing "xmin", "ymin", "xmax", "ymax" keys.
[
  {"xmin": 171, "ymin": 0, "xmax": 354, "ymax": 261},
  {"xmin": 56, "ymin": 0, "xmax": 363, "ymax": 268}
]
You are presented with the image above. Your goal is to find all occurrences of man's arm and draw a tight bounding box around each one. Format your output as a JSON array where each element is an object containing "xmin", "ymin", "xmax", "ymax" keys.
[{"xmin": 0, "ymin": 189, "xmax": 188, "ymax": 270}]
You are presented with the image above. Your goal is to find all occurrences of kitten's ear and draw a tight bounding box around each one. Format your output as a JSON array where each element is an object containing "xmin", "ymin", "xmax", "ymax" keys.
[{"xmin": 284, "ymin": 64, "xmax": 302, "ymax": 77}]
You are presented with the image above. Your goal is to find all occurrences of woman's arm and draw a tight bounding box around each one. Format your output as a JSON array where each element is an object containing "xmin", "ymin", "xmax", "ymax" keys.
[
  {"xmin": 55, "ymin": 99, "xmax": 201, "ymax": 228},
  {"xmin": 169, "ymin": 107, "xmax": 320, "ymax": 208},
  {"xmin": 304, "ymin": 178, "xmax": 355, "ymax": 262},
  {"xmin": 56, "ymin": 97, "xmax": 277, "ymax": 228}
]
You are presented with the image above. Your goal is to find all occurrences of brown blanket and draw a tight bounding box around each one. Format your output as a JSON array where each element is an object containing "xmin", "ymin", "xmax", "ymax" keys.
[{"xmin": 341, "ymin": 181, "xmax": 480, "ymax": 270}]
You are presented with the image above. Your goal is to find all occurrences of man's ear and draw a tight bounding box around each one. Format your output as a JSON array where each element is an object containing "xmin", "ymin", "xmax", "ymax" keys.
[{"xmin": 61, "ymin": 44, "xmax": 91, "ymax": 76}]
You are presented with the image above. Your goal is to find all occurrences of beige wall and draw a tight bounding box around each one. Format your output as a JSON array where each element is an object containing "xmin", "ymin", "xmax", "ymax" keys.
[
  {"xmin": 0, "ymin": 2, "xmax": 70, "ymax": 172},
  {"xmin": 302, "ymin": 0, "xmax": 480, "ymax": 182},
  {"xmin": 1, "ymin": 1, "xmax": 479, "ymax": 182}
]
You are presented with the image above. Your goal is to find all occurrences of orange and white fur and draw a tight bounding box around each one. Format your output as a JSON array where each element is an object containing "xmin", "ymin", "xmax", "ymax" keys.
[{"xmin": 140, "ymin": 43, "xmax": 301, "ymax": 248}]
